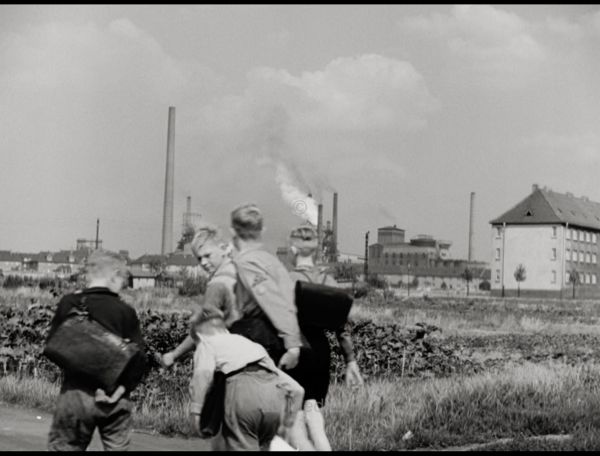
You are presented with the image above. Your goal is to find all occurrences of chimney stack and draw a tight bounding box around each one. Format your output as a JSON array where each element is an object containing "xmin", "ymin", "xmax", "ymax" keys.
[
  {"xmin": 317, "ymin": 203, "xmax": 323, "ymax": 257},
  {"xmin": 532, "ymin": 183, "xmax": 539, "ymax": 193},
  {"xmin": 468, "ymin": 191, "xmax": 475, "ymax": 262},
  {"xmin": 332, "ymin": 192, "xmax": 338, "ymax": 260},
  {"xmin": 161, "ymin": 106, "xmax": 176, "ymax": 255}
]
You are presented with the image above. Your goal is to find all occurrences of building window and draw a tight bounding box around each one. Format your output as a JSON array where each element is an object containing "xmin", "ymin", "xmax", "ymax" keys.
[
  {"xmin": 495, "ymin": 269, "xmax": 500, "ymax": 282},
  {"xmin": 594, "ymin": 253, "xmax": 597, "ymax": 264},
  {"xmin": 570, "ymin": 228, "xmax": 574, "ymax": 240},
  {"xmin": 496, "ymin": 227, "xmax": 502, "ymax": 238},
  {"xmin": 587, "ymin": 252, "xmax": 591, "ymax": 263},
  {"xmin": 551, "ymin": 270, "xmax": 556, "ymax": 284},
  {"xmin": 566, "ymin": 249, "xmax": 571, "ymax": 261},
  {"xmin": 551, "ymin": 248, "xmax": 557, "ymax": 260},
  {"xmin": 587, "ymin": 232, "xmax": 591, "ymax": 243},
  {"xmin": 384, "ymin": 253, "xmax": 389, "ymax": 265},
  {"xmin": 586, "ymin": 273, "xmax": 591, "ymax": 284},
  {"xmin": 552, "ymin": 226, "xmax": 557, "ymax": 238},
  {"xmin": 593, "ymin": 233, "xmax": 598, "ymax": 244},
  {"xmin": 566, "ymin": 229, "xmax": 571, "ymax": 240},
  {"xmin": 566, "ymin": 272, "xmax": 570, "ymax": 283},
  {"xmin": 580, "ymin": 272, "xmax": 585, "ymax": 283},
  {"xmin": 593, "ymin": 274, "xmax": 598, "ymax": 285},
  {"xmin": 392, "ymin": 253, "xmax": 396, "ymax": 265},
  {"xmin": 579, "ymin": 251, "xmax": 584, "ymax": 263},
  {"xmin": 495, "ymin": 248, "xmax": 501, "ymax": 261}
]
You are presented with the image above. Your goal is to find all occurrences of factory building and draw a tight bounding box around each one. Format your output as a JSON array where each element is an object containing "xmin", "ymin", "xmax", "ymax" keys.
[
  {"xmin": 490, "ymin": 184, "xmax": 600, "ymax": 298},
  {"xmin": 368, "ymin": 226, "xmax": 489, "ymax": 290}
]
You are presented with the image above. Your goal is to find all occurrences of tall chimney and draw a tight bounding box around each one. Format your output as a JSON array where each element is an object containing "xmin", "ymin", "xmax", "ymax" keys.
[
  {"xmin": 161, "ymin": 106, "xmax": 176, "ymax": 255},
  {"xmin": 332, "ymin": 192, "xmax": 338, "ymax": 259},
  {"xmin": 364, "ymin": 231, "xmax": 369, "ymax": 278},
  {"xmin": 468, "ymin": 191, "xmax": 475, "ymax": 262},
  {"xmin": 317, "ymin": 203, "xmax": 323, "ymax": 258}
]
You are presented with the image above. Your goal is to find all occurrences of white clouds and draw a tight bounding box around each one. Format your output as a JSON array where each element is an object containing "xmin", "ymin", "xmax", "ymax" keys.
[
  {"xmin": 200, "ymin": 54, "xmax": 439, "ymax": 135},
  {"xmin": 399, "ymin": 6, "xmax": 545, "ymax": 89},
  {"xmin": 521, "ymin": 132, "xmax": 600, "ymax": 163},
  {"xmin": 0, "ymin": 18, "xmax": 216, "ymax": 104}
]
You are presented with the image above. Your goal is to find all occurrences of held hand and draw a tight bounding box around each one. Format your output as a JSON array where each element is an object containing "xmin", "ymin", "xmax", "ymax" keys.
[
  {"xmin": 345, "ymin": 361, "xmax": 364, "ymax": 388},
  {"xmin": 160, "ymin": 352, "xmax": 175, "ymax": 368},
  {"xmin": 95, "ymin": 385, "xmax": 126, "ymax": 404},
  {"xmin": 278, "ymin": 347, "xmax": 301, "ymax": 370}
]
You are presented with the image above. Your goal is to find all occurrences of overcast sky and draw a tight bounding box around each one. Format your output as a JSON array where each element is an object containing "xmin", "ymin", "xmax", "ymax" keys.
[{"xmin": 1, "ymin": 5, "xmax": 600, "ymax": 260}]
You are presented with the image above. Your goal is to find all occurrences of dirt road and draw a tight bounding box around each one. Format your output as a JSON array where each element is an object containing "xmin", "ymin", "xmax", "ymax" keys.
[{"xmin": 0, "ymin": 402, "xmax": 211, "ymax": 451}]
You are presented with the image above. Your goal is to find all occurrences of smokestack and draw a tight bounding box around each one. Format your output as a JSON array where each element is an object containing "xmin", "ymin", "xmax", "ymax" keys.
[
  {"xmin": 95, "ymin": 218, "xmax": 100, "ymax": 250},
  {"xmin": 364, "ymin": 231, "xmax": 369, "ymax": 278},
  {"xmin": 332, "ymin": 192, "xmax": 338, "ymax": 259},
  {"xmin": 317, "ymin": 203, "xmax": 323, "ymax": 257},
  {"xmin": 468, "ymin": 191, "xmax": 475, "ymax": 262},
  {"xmin": 161, "ymin": 106, "xmax": 176, "ymax": 255}
]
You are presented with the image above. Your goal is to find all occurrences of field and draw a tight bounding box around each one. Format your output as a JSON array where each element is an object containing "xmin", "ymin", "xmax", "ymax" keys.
[{"xmin": 3, "ymin": 287, "xmax": 600, "ymax": 450}]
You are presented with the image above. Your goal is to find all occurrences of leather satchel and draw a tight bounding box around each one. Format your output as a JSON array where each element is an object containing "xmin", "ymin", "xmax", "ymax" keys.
[
  {"xmin": 199, "ymin": 370, "xmax": 226, "ymax": 437},
  {"xmin": 294, "ymin": 281, "xmax": 354, "ymax": 330},
  {"xmin": 43, "ymin": 296, "xmax": 141, "ymax": 392}
]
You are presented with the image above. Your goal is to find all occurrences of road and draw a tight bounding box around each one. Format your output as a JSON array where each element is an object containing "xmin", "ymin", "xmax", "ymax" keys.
[{"xmin": 0, "ymin": 402, "xmax": 211, "ymax": 451}]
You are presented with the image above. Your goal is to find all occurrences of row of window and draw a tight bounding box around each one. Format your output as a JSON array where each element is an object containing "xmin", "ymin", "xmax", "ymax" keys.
[
  {"xmin": 566, "ymin": 228, "xmax": 597, "ymax": 244},
  {"xmin": 494, "ymin": 248, "xmax": 598, "ymax": 264},
  {"xmin": 495, "ymin": 226, "xmax": 598, "ymax": 244},
  {"xmin": 494, "ymin": 270, "xmax": 598, "ymax": 285},
  {"xmin": 566, "ymin": 249, "xmax": 598, "ymax": 264}
]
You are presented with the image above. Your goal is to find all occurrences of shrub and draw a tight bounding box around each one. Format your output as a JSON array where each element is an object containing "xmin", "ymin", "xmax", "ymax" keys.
[{"xmin": 479, "ymin": 280, "xmax": 491, "ymax": 291}]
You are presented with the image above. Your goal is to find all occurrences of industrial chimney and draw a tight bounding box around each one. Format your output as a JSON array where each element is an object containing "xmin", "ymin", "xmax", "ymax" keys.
[
  {"xmin": 317, "ymin": 203, "xmax": 323, "ymax": 258},
  {"xmin": 161, "ymin": 106, "xmax": 176, "ymax": 255},
  {"xmin": 332, "ymin": 192, "xmax": 338, "ymax": 260},
  {"xmin": 468, "ymin": 191, "xmax": 475, "ymax": 262}
]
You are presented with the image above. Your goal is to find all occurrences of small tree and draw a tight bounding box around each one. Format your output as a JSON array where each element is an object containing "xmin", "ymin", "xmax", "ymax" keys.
[
  {"xmin": 568, "ymin": 270, "xmax": 580, "ymax": 299},
  {"xmin": 411, "ymin": 276, "xmax": 419, "ymax": 289},
  {"xmin": 462, "ymin": 268, "xmax": 473, "ymax": 296},
  {"xmin": 514, "ymin": 264, "xmax": 526, "ymax": 297}
]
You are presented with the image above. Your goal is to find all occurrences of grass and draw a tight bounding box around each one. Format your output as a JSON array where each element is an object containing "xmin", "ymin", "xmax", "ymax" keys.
[{"xmin": 4, "ymin": 362, "xmax": 600, "ymax": 450}]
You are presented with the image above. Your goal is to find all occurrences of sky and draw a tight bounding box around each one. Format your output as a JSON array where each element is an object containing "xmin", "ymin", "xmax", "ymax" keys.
[{"xmin": 1, "ymin": 4, "xmax": 600, "ymax": 261}]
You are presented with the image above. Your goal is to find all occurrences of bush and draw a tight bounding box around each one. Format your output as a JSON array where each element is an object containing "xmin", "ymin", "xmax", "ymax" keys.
[
  {"xmin": 479, "ymin": 280, "xmax": 491, "ymax": 291},
  {"xmin": 177, "ymin": 274, "xmax": 208, "ymax": 297}
]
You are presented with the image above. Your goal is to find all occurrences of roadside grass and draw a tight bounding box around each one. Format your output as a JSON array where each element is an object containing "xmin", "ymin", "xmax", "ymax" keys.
[{"xmin": 4, "ymin": 361, "xmax": 600, "ymax": 450}]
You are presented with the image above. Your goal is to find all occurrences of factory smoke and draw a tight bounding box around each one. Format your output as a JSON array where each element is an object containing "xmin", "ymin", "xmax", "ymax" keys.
[{"xmin": 254, "ymin": 106, "xmax": 325, "ymax": 226}]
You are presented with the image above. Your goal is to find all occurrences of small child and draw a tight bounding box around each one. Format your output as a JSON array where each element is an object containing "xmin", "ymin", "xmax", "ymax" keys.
[{"xmin": 188, "ymin": 303, "xmax": 304, "ymax": 451}]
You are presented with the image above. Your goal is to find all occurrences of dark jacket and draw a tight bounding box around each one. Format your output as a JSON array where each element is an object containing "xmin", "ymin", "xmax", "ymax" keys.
[{"xmin": 46, "ymin": 287, "xmax": 148, "ymax": 396}]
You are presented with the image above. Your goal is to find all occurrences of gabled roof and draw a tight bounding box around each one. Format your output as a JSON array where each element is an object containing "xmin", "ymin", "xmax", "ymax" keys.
[{"xmin": 490, "ymin": 186, "xmax": 600, "ymax": 230}]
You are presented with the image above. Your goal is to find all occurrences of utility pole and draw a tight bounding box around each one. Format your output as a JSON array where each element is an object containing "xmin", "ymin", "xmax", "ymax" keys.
[{"xmin": 95, "ymin": 218, "xmax": 100, "ymax": 250}]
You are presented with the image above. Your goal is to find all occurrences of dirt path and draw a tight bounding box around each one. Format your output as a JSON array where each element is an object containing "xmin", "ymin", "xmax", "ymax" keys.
[{"xmin": 0, "ymin": 402, "xmax": 211, "ymax": 451}]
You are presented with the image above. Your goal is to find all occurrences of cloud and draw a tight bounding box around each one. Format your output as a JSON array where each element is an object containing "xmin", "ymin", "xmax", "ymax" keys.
[
  {"xmin": 521, "ymin": 132, "xmax": 600, "ymax": 163},
  {"xmin": 194, "ymin": 53, "xmax": 437, "ymax": 214},
  {"xmin": 398, "ymin": 5, "xmax": 564, "ymax": 89},
  {"xmin": 0, "ymin": 18, "xmax": 218, "ymax": 104},
  {"xmin": 198, "ymin": 54, "xmax": 439, "ymax": 135}
]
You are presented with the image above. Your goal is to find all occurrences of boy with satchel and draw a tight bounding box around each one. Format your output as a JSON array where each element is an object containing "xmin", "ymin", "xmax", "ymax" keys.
[{"xmin": 44, "ymin": 250, "xmax": 148, "ymax": 451}]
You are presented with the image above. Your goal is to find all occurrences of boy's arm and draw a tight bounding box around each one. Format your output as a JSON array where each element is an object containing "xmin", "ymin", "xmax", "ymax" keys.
[{"xmin": 189, "ymin": 343, "xmax": 217, "ymax": 417}]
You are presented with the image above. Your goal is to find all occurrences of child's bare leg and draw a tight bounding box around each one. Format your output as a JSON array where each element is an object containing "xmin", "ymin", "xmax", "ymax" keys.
[{"xmin": 304, "ymin": 400, "xmax": 332, "ymax": 451}]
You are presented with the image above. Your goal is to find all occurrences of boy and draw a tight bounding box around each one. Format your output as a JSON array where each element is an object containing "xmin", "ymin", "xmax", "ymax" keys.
[
  {"xmin": 45, "ymin": 250, "xmax": 147, "ymax": 451},
  {"xmin": 228, "ymin": 203, "xmax": 303, "ymax": 370},
  {"xmin": 188, "ymin": 303, "xmax": 304, "ymax": 451},
  {"xmin": 160, "ymin": 224, "xmax": 238, "ymax": 367}
]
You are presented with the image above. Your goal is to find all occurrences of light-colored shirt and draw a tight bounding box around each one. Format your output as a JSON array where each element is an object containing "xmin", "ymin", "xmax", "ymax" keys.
[
  {"xmin": 188, "ymin": 332, "xmax": 277, "ymax": 415},
  {"xmin": 233, "ymin": 244, "xmax": 303, "ymax": 350}
]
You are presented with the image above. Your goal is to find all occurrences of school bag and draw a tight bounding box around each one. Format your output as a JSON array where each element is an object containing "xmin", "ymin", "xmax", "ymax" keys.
[{"xmin": 43, "ymin": 295, "xmax": 141, "ymax": 392}]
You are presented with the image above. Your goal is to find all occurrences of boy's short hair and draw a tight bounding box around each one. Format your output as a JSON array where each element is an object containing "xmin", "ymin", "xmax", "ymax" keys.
[
  {"xmin": 190, "ymin": 303, "xmax": 226, "ymax": 337},
  {"xmin": 290, "ymin": 224, "xmax": 319, "ymax": 256},
  {"xmin": 231, "ymin": 203, "xmax": 263, "ymax": 240},
  {"xmin": 86, "ymin": 249, "xmax": 129, "ymax": 279},
  {"xmin": 190, "ymin": 223, "xmax": 222, "ymax": 254}
]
